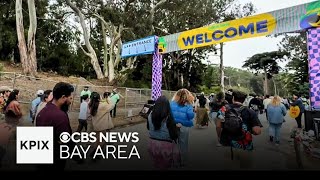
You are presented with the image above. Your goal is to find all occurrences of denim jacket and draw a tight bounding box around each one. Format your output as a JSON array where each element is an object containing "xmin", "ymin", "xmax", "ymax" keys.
[{"xmin": 267, "ymin": 104, "xmax": 287, "ymax": 124}]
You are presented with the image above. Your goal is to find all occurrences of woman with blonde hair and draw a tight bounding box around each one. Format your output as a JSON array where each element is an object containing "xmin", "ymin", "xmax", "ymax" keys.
[
  {"xmin": 170, "ymin": 88, "xmax": 195, "ymax": 167},
  {"xmin": 267, "ymin": 96, "xmax": 287, "ymax": 145}
]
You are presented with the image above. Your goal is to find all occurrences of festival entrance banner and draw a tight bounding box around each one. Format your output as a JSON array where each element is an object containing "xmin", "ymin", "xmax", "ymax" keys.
[
  {"xmin": 159, "ymin": 1, "xmax": 320, "ymax": 54},
  {"xmin": 121, "ymin": 36, "xmax": 156, "ymax": 58}
]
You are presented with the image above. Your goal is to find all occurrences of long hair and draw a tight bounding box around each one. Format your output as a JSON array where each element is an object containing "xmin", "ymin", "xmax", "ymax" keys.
[
  {"xmin": 271, "ymin": 96, "xmax": 281, "ymax": 106},
  {"xmin": 4, "ymin": 89, "xmax": 19, "ymax": 110},
  {"xmin": 151, "ymin": 96, "xmax": 178, "ymax": 141},
  {"xmin": 41, "ymin": 90, "xmax": 52, "ymax": 102},
  {"xmin": 89, "ymin": 92, "xmax": 100, "ymax": 116},
  {"xmin": 172, "ymin": 88, "xmax": 194, "ymax": 105}
]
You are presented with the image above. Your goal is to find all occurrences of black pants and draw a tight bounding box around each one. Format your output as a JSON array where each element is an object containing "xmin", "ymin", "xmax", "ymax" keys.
[
  {"xmin": 77, "ymin": 119, "xmax": 87, "ymax": 132},
  {"xmin": 110, "ymin": 105, "xmax": 117, "ymax": 118},
  {"xmin": 295, "ymin": 112, "xmax": 303, "ymax": 128}
]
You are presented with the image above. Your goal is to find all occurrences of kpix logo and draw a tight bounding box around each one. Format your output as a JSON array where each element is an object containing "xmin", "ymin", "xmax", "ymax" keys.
[{"xmin": 16, "ymin": 127, "xmax": 53, "ymax": 164}]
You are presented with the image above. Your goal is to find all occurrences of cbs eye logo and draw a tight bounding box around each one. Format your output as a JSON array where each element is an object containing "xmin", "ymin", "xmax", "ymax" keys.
[
  {"xmin": 59, "ymin": 132, "xmax": 71, "ymax": 143},
  {"xmin": 16, "ymin": 127, "xmax": 54, "ymax": 164}
]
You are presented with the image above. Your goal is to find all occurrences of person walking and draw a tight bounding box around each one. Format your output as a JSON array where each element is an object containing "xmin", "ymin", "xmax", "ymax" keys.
[
  {"xmin": 80, "ymin": 86, "xmax": 91, "ymax": 103},
  {"xmin": 267, "ymin": 96, "xmax": 287, "ymax": 145},
  {"xmin": 110, "ymin": 89, "xmax": 120, "ymax": 118},
  {"xmin": 195, "ymin": 93, "xmax": 209, "ymax": 128},
  {"xmin": 30, "ymin": 90, "xmax": 44, "ymax": 123},
  {"xmin": 263, "ymin": 95, "xmax": 272, "ymax": 121},
  {"xmin": 290, "ymin": 94, "xmax": 305, "ymax": 129},
  {"xmin": 36, "ymin": 82, "xmax": 77, "ymax": 170},
  {"xmin": 170, "ymin": 88, "xmax": 195, "ymax": 167},
  {"xmin": 88, "ymin": 92, "xmax": 115, "ymax": 159},
  {"xmin": 34, "ymin": 90, "xmax": 53, "ymax": 125},
  {"xmin": 77, "ymin": 94, "xmax": 89, "ymax": 132},
  {"xmin": 147, "ymin": 96, "xmax": 180, "ymax": 169},
  {"xmin": 4, "ymin": 89, "xmax": 22, "ymax": 125}
]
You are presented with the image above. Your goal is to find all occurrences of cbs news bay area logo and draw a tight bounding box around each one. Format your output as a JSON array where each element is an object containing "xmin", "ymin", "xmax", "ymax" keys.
[{"xmin": 17, "ymin": 127, "xmax": 140, "ymax": 164}]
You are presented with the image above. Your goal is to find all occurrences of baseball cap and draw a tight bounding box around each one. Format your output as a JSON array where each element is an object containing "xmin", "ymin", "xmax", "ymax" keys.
[{"xmin": 37, "ymin": 90, "xmax": 44, "ymax": 95}]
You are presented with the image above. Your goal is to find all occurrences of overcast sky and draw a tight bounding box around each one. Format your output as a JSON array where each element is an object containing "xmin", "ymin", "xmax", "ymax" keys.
[{"xmin": 215, "ymin": 0, "xmax": 317, "ymax": 69}]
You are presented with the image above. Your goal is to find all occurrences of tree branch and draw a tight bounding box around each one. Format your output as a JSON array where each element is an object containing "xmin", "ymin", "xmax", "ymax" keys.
[
  {"xmin": 38, "ymin": 17, "xmax": 91, "ymax": 56},
  {"xmin": 149, "ymin": 0, "xmax": 167, "ymax": 34},
  {"xmin": 124, "ymin": 0, "xmax": 136, "ymax": 12}
]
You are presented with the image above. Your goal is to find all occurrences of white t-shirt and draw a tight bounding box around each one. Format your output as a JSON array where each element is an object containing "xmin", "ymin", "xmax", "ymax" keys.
[
  {"xmin": 79, "ymin": 101, "xmax": 89, "ymax": 120},
  {"xmin": 263, "ymin": 98, "xmax": 272, "ymax": 110}
]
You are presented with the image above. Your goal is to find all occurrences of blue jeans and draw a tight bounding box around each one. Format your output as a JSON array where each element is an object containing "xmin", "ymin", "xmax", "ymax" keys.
[
  {"xmin": 178, "ymin": 126, "xmax": 190, "ymax": 166},
  {"xmin": 269, "ymin": 123, "xmax": 282, "ymax": 142},
  {"xmin": 209, "ymin": 111, "xmax": 217, "ymax": 121}
]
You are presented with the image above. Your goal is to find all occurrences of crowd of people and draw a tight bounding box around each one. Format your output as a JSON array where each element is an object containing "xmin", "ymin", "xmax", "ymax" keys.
[
  {"xmin": 0, "ymin": 83, "xmax": 310, "ymax": 170},
  {"xmin": 0, "ymin": 83, "xmax": 121, "ymax": 169},
  {"xmin": 147, "ymin": 89, "xmax": 309, "ymax": 170}
]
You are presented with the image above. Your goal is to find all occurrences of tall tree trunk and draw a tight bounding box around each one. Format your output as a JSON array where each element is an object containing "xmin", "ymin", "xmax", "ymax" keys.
[
  {"xmin": 264, "ymin": 67, "xmax": 269, "ymax": 95},
  {"xmin": 108, "ymin": 40, "xmax": 115, "ymax": 83},
  {"xmin": 66, "ymin": 0, "xmax": 104, "ymax": 79},
  {"xmin": 272, "ymin": 78, "xmax": 277, "ymax": 95},
  {"xmin": 16, "ymin": 0, "xmax": 28, "ymax": 74},
  {"xmin": 27, "ymin": 0, "xmax": 37, "ymax": 76},
  {"xmin": 100, "ymin": 0, "xmax": 108, "ymax": 78},
  {"xmin": 219, "ymin": 43, "xmax": 224, "ymax": 92},
  {"xmin": 101, "ymin": 21, "xmax": 108, "ymax": 78}
]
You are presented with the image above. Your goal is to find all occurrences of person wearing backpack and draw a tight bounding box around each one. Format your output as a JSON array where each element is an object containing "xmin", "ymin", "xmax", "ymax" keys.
[
  {"xmin": 209, "ymin": 94, "xmax": 220, "ymax": 122},
  {"xmin": 195, "ymin": 93, "xmax": 209, "ymax": 128},
  {"xmin": 249, "ymin": 94, "xmax": 263, "ymax": 116},
  {"xmin": 220, "ymin": 90, "xmax": 262, "ymax": 168}
]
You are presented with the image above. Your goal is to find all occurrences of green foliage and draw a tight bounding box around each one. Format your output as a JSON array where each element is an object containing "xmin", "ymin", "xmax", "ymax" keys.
[
  {"xmin": 249, "ymin": 75, "xmax": 264, "ymax": 96},
  {"xmin": 229, "ymin": 86, "xmax": 251, "ymax": 95},
  {"xmin": 0, "ymin": 0, "xmax": 257, "ymax": 91},
  {"xmin": 276, "ymin": 32, "xmax": 309, "ymax": 96},
  {"xmin": 199, "ymin": 85, "xmax": 221, "ymax": 95},
  {"xmin": 243, "ymin": 51, "xmax": 289, "ymax": 79}
]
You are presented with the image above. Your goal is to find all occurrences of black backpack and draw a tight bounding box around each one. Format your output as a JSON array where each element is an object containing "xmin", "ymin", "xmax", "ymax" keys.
[
  {"xmin": 209, "ymin": 98, "xmax": 220, "ymax": 112},
  {"xmin": 223, "ymin": 105, "xmax": 245, "ymax": 140}
]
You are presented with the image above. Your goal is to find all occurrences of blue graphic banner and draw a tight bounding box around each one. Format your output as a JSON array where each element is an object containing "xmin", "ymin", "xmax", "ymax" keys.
[{"xmin": 121, "ymin": 36, "xmax": 156, "ymax": 58}]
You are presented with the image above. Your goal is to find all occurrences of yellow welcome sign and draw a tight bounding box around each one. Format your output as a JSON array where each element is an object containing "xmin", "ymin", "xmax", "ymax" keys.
[
  {"xmin": 158, "ymin": 1, "xmax": 320, "ymax": 54},
  {"xmin": 177, "ymin": 13, "xmax": 276, "ymax": 50},
  {"xmin": 289, "ymin": 106, "xmax": 300, "ymax": 119}
]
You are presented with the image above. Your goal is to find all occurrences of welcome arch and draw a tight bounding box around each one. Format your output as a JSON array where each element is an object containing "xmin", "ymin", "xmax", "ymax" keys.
[{"xmin": 121, "ymin": 1, "xmax": 320, "ymax": 109}]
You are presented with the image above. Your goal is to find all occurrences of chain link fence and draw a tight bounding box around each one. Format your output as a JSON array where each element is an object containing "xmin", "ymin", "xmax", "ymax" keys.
[{"xmin": 0, "ymin": 72, "xmax": 178, "ymax": 117}]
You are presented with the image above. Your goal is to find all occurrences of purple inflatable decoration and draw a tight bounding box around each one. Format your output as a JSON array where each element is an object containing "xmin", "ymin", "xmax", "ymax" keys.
[
  {"xmin": 151, "ymin": 36, "xmax": 163, "ymax": 101},
  {"xmin": 307, "ymin": 27, "xmax": 320, "ymax": 109}
]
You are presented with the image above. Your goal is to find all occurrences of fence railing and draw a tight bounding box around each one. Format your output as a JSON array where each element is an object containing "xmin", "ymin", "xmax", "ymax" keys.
[{"xmin": 0, "ymin": 72, "xmax": 178, "ymax": 114}]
